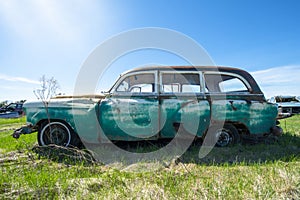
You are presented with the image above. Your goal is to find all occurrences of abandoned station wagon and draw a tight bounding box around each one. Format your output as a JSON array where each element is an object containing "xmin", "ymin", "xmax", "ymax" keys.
[{"xmin": 14, "ymin": 66, "xmax": 281, "ymax": 147}]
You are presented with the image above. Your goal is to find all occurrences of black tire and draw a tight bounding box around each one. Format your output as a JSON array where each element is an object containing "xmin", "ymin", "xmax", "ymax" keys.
[
  {"xmin": 212, "ymin": 124, "xmax": 240, "ymax": 147},
  {"xmin": 38, "ymin": 121, "xmax": 81, "ymax": 147}
]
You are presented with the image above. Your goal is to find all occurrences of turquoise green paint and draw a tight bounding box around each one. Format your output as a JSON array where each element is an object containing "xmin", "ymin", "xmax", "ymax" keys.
[
  {"xmin": 211, "ymin": 96, "xmax": 278, "ymax": 134},
  {"xmin": 24, "ymin": 99, "xmax": 101, "ymax": 143},
  {"xmin": 99, "ymin": 96, "xmax": 159, "ymax": 141},
  {"xmin": 160, "ymin": 96, "xmax": 210, "ymax": 138}
]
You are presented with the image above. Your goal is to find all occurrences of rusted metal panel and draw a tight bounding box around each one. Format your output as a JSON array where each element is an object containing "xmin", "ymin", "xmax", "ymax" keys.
[
  {"xmin": 159, "ymin": 95, "xmax": 210, "ymax": 138},
  {"xmin": 210, "ymin": 97, "xmax": 278, "ymax": 135},
  {"xmin": 24, "ymin": 98, "xmax": 101, "ymax": 143},
  {"xmin": 99, "ymin": 95, "xmax": 159, "ymax": 141}
]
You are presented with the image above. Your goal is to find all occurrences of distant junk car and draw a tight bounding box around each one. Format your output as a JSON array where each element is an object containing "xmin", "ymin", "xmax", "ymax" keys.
[
  {"xmin": 269, "ymin": 96, "xmax": 300, "ymax": 118},
  {"xmin": 0, "ymin": 103, "xmax": 24, "ymax": 118},
  {"xmin": 0, "ymin": 103, "xmax": 24, "ymax": 115},
  {"xmin": 14, "ymin": 66, "xmax": 282, "ymax": 147}
]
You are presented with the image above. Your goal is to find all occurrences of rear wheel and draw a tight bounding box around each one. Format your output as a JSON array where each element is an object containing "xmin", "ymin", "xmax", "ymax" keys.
[
  {"xmin": 211, "ymin": 124, "xmax": 240, "ymax": 147},
  {"xmin": 38, "ymin": 121, "xmax": 80, "ymax": 147}
]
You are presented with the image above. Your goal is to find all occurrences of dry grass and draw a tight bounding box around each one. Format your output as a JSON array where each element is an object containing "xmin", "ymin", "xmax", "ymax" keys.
[{"xmin": 0, "ymin": 115, "xmax": 299, "ymax": 199}]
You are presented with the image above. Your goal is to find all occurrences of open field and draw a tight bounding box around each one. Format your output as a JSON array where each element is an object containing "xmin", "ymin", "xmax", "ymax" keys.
[{"xmin": 0, "ymin": 116, "xmax": 299, "ymax": 199}]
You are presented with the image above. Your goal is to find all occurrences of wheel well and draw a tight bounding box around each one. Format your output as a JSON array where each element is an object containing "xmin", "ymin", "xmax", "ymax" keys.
[
  {"xmin": 227, "ymin": 122, "xmax": 249, "ymax": 135},
  {"xmin": 37, "ymin": 119, "xmax": 74, "ymax": 132},
  {"xmin": 209, "ymin": 121, "xmax": 249, "ymax": 135}
]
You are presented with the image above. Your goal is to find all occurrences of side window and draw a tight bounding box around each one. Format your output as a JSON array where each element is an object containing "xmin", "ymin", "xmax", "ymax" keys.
[
  {"xmin": 161, "ymin": 73, "xmax": 201, "ymax": 93},
  {"xmin": 204, "ymin": 74, "xmax": 249, "ymax": 93},
  {"xmin": 219, "ymin": 77, "xmax": 248, "ymax": 92},
  {"xmin": 116, "ymin": 73, "xmax": 155, "ymax": 93}
]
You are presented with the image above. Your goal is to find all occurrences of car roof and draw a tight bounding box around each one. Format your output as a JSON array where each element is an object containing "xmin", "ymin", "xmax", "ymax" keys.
[
  {"xmin": 121, "ymin": 66, "xmax": 263, "ymax": 94},
  {"xmin": 123, "ymin": 66, "xmax": 253, "ymax": 79},
  {"xmin": 125, "ymin": 65, "xmax": 243, "ymax": 72}
]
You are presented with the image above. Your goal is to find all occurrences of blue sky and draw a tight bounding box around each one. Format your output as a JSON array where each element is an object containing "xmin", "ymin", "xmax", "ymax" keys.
[{"xmin": 0, "ymin": 0, "xmax": 300, "ymax": 101}]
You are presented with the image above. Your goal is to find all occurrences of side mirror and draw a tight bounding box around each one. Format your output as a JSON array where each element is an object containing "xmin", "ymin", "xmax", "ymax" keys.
[{"xmin": 269, "ymin": 97, "xmax": 276, "ymax": 103}]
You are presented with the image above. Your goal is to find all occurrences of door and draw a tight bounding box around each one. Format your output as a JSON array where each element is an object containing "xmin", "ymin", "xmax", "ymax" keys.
[
  {"xmin": 99, "ymin": 71, "xmax": 159, "ymax": 141},
  {"xmin": 159, "ymin": 72, "xmax": 210, "ymax": 138}
]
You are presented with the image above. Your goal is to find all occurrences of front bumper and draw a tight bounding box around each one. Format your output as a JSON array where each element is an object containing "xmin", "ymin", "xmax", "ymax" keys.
[{"xmin": 12, "ymin": 124, "xmax": 38, "ymax": 139}]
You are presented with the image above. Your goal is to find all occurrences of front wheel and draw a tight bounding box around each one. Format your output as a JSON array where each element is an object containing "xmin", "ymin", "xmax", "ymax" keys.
[{"xmin": 38, "ymin": 121, "xmax": 73, "ymax": 147}]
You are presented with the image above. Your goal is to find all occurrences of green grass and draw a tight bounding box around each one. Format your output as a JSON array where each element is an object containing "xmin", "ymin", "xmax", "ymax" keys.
[
  {"xmin": 0, "ymin": 116, "xmax": 299, "ymax": 199},
  {"xmin": 0, "ymin": 117, "xmax": 37, "ymax": 153},
  {"xmin": 0, "ymin": 117, "xmax": 26, "ymax": 125}
]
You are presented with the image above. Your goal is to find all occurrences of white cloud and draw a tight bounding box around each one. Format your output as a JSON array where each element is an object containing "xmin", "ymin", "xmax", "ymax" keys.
[
  {"xmin": 0, "ymin": 0, "xmax": 101, "ymax": 43},
  {"xmin": 0, "ymin": 0, "xmax": 122, "ymax": 102},
  {"xmin": 0, "ymin": 0, "xmax": 74, "ymax": 39},
  {"xmin": 251, "ymin": 65, "xmax": 300, "ymax": 98},
  {"xmin": 0, "ymin": 73, "xmax": 39, "ymax": 84}
]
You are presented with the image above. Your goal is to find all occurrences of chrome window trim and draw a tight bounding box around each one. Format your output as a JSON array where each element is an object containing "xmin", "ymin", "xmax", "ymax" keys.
[
  {"xmin": 203, "ymin": 71, "xmax": 252, "ymax": 93},
  {"xmin": 111, "ymin": 70, "xmax": 158, "ymax": 94}
]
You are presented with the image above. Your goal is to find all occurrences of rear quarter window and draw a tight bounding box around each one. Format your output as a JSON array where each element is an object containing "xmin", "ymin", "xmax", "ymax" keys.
[{"xmin": 204, "ymin": 73, "xmax": 250, "ymax": 93}]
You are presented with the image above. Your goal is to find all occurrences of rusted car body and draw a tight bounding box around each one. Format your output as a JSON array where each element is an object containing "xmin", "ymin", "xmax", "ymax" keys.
[{"xmin": 14, "ymin": 66, "xmax": 281, "ymax": 147}]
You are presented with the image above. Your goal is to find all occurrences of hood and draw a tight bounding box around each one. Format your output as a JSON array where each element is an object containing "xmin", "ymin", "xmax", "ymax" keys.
[
  {"xmin": 24, "ymin": 94, "xmax": 105, "ymax": 109},
  {"xmin": 52, "ymin": 94, "xmax": 105, "ymax": 99}
]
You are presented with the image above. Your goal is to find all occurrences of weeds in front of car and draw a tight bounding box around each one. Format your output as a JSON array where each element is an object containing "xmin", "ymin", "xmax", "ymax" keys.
[{"xmin": 0, "ymin": 116, "xmax": 299, "ymax": 199}]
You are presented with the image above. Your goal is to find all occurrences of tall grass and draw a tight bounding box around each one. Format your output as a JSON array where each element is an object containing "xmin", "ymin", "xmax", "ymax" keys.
[{"xmin": 0, "ymin": 115, "xmax": 299, "ymax": 199}]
